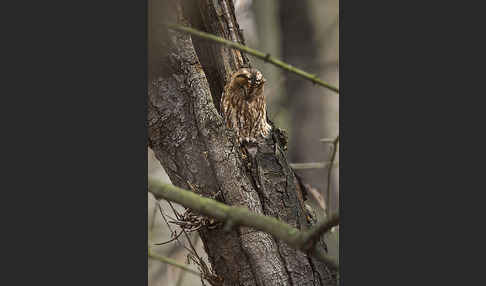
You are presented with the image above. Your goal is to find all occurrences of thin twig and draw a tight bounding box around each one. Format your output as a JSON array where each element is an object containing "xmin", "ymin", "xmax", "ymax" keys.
[
  {"xmin": 165, "ymin": 199, "xmax": 216, "ymax": 282},
  {"xmin": 157, "ymin": 201, "xmax": 183, "ymax": 249},
  {"xmin": 326, "ymin": 136, "xmax": 339, "ymax": 218},
  {"xmin": 153, "ymin": 230, "xmax": 184, "ymax": 246},
  {"xmin": 157, "ymin": 201, "xmax": 196, "ymax": 257},
  {"xmin": 148, "ymin": 250, "xmax": 201, "ymax": 277},
  {"xmin": 176, "ymin": 236, "xmax": 200, "ymax": 286},
  {"xmin": 320, "ymin": 138, "xmax": 335, "ymax": 143},
  {"xmin": 290, "ymin": 161, "xmax": 337, "ymax": 170},
  {"xmin": 167, "ymin": 24, "xmax": 339, "ymax": 94},
  {"xmin": 148, "ymin": 197, "xmax": 158, "ymax": 242},
  {"xmin": 165, "ymin": 200, "xmax": 200, "ymax": 255},
  {"xmin": 155, "ymin": 202, "xmax": 217, "ymax": 283},
  {"xmin": 158, "ymin": 202, "xmax": 175, "ymax": 232},
  {"xmin": 182, "ymin": 225, "xmax": 203, "ymax": 266},
  {"xmin": 167, "ymin": 200, "xmax": 183, "ymax": 220}
]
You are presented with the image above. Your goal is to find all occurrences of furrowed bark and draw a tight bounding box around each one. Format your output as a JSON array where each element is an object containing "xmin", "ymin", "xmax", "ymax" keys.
[{"xmin": 148, "ymin": 0, "xmax": 337, "ymax": 285}]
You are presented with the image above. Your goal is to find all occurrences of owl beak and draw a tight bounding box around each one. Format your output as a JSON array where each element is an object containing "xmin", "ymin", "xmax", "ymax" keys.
[{"xmin": 243, "ymin": 86, "xmax": 250, "ymax": 99}]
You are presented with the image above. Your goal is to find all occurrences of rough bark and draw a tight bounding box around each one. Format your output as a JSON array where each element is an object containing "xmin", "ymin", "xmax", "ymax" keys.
[{"xmin": 148, "ymin": 0, "xmax": 336, "ymax": 285}]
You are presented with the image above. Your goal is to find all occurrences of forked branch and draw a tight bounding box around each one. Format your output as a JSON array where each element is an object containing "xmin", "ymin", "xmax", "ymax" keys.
[{"xmin": 149, "ymin": 178, "xmax": 339, "ymax": 269}]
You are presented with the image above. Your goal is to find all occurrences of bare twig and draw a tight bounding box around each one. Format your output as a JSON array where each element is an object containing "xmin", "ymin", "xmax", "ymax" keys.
[
  {"xmin": 290, "ymin": 161, "xmax": 337, "ymax": 170},
  {"xmin": 157, "ymin": 201, "xmax": 196, "ymax": 256},
  {"xmin": 157, "ymin": 201, "xmax": 184, "ymax": 249},
  {"xmin": 164, "ymin": 200, "xmax": 219, "ymax": 284},
  {"xmin": 153, "ymin": 230, "xmax": 184, "ymax": 246},
  {"xmin": 148, "ymin": 197, "xmax": 158, "ymax": 242},
  {"xmin": 326, "ymin": 136, "xmax": 339, "ymax": 218},
  {"xmin": 175, "ymin": 236, "xmax": 201, "ymax": 286},
  {"xmin": 148, "ymin": 250, "xmax": 200, "ymax": 277},
  {"xmin": 319, "ymin": 138, "xmax": 335, "ymax": 143},
  {"xmin": 168, "ymin": 24, "xmax": 339, "ymax": 94},
  {"xmin": 149, "ymin": 178, "xmax": 339, "ymax": 269}
]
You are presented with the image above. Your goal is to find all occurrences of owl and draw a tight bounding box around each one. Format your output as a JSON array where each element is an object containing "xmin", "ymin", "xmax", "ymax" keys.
[{"xmin": 221, "ymin": 68, "xmax": 272, "ymax": 144}]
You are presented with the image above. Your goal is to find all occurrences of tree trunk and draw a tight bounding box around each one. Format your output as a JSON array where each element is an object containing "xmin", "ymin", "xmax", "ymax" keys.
[{"xmin": 148, "ymin": 1, "xmax": 336, "ymax": 285}]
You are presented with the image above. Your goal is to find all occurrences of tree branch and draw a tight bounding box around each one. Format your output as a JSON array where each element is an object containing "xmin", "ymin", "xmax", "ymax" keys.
[
  {"xmin": 149, "ymin": 178, "xmax": 339, "ymax": 269},
  {"xmin": 148, "ymin": 250, "xmax": 201, "ymax": 277},
  {"xmin": 326, "ymin": 136, "xmax": 340, "ymax": 217},
  {"xmin": 300, "ymin": 216, "xmax": 339, "ymax": 251},
  {"xmin": 168, "ymin": 24, "xmax": 339, "ymax": 94},
  {"xmin": 290, "ymin": 161, "xmax": 338, "ymax": 170}
]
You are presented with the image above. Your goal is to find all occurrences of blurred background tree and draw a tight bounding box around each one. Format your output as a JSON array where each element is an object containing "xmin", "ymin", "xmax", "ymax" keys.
[{"xmin": 148, "ymin": 0, "xmax": 339, "ymax": 285}]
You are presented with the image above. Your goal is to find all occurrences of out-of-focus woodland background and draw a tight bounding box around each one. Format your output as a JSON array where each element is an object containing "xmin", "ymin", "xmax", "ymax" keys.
[{"xmin": 148, "ymin": 0, "xmax": 339, "ymax": 285}]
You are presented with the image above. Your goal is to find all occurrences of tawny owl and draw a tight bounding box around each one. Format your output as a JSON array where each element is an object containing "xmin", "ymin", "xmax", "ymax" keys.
[{"xmin": 221, "ymin": 68, "xmax": 272, "ymax": 143}]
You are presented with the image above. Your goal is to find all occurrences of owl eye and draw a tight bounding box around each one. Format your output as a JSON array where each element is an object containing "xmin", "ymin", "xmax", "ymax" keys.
[
  {"xmin": 235, "ymin": 74, "xmax": 251, "ymax": 86},
  {"xmin": 237, "ymin": 73, "xmax": 250, "ymax": 79}
]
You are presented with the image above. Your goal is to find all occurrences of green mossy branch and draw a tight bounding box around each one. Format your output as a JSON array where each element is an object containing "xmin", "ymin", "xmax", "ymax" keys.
[
  {"xmin": 148, "ymin": 178, "xmax": 339, "ymax": 269},
  {"xmin": 168, "ymin": 24, "xmax": 339, "ymax": 94}
]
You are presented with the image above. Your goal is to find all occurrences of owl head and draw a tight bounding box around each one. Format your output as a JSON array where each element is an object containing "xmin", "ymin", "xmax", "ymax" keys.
[{"xmin": 232, "ymin": 68, "xmax": 266, "ymax": 100}]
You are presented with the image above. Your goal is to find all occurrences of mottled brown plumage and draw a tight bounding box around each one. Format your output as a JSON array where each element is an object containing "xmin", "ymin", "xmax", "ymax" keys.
[{"xmin": 221, "ymin": 68, "xmax": 272, "ymax": 143}]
